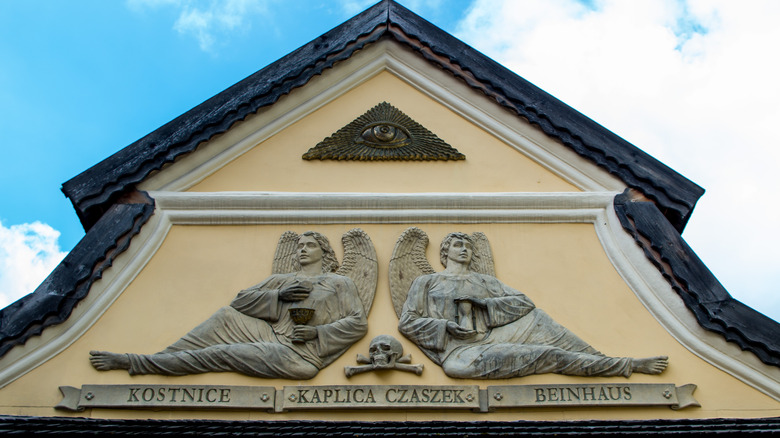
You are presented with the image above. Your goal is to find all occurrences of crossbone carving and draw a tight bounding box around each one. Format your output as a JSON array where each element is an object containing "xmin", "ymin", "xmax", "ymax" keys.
[{"xmin": 344, "ymin": 335, "xmax": 423, "ymax": 377}]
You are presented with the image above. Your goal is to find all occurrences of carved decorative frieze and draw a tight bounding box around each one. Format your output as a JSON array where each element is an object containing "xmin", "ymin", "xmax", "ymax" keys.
[{"xmin": 302, "ymin": 102, "xmax": 465, "ymax": 161}]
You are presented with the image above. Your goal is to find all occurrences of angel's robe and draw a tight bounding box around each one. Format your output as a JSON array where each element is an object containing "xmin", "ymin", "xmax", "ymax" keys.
[
  {"xmin": 126, "ymin": 272, "xmax": 367, "ymax": 379},
  {"xmin": 398, "ymin": 273, "xmax": 632, "ymax": 379}
]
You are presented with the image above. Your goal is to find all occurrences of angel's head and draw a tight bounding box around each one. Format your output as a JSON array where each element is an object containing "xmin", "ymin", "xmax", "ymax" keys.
[
  {"xmin": 440, "ymin": 232, "xmax": 480, "ymax": 270},
  {"xmin": 295, "ymin": 231, "xmax": 339, "ymax": 273}
]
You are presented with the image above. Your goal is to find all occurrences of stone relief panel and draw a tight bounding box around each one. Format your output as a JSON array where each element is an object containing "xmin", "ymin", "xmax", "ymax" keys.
[
  {"xmin": 302, "ymin": 101, "xmax": 465, "ymax": 161},
  {"xmin": 90, "ymin": 229, "xmax": 377, "ymax": 379},
  {"xmin": 390, "ymin": 227, "xmax": 669, "ymax": 379}
]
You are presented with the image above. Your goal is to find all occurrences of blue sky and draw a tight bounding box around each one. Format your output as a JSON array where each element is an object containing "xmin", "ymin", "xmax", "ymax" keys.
[{"xmin": 1, "ymin": 0, "xmax": 779, "ymax": 322}]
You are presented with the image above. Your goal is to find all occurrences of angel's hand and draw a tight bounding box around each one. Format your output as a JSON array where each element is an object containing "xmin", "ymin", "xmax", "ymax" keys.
[
  {"xmin": 454, "ymin": 296, "xmax": 487, "ymax": 308},
  {"xmin": 292, "ymin": 325, "xmax": 318, "ymax": 341},
  {"xmin": 280, "ymin": 284, "xmax": 311, "ymax": 301},
  {"xmin": 446, "ymin": 321, "xmax": 476, "ymax": 339}
]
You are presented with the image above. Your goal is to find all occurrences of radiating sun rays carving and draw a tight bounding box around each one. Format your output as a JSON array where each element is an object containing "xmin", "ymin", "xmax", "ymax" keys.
[{"xmin": 302, "ymin": 102, "xmax": 465, "ymax": 161}]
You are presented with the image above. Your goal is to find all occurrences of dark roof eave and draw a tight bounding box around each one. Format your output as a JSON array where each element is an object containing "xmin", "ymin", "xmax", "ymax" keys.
[
  {"xmin": 614, "ymin": 191, "xmax": 780, "ymax": 367},
  {"xmin": 387, "ymin": 2, "xmax": 703, "ymax": 231},
  {"xmin": 61, "ymin": 0, "xmax": 393, "ymax": 230},
  {"xmin": 0, "ymin": 198, "xmax": 154, "ymax": 357},
  {"xmin": 62, "ymin": 0, "xmax": 703, "ymax": 232}
]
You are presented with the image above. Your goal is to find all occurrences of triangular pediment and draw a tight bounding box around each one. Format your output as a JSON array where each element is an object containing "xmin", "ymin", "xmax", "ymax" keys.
[{"xmin": 60, "ymin": 0, "xmax": 702, "ymax": 231}]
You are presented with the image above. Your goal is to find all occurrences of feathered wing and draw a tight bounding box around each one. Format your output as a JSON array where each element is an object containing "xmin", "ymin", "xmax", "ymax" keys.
[
  {"xmin": 336, "ymin": 228, "xmax": 378, "ymax": 315},
  {"xmin": 389, "ymin": 227, "xmax": 435, "ymax": 318},
  {"xmin": 271, "ymin": 231, "xmax": 299, "ymax": 274},
  {"xmin": 470, "ymin": 232, "xmax": 496, "ymax": 277}
]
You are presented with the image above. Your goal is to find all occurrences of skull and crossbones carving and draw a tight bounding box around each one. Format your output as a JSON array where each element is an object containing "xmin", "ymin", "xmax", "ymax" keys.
[{"xmin": 344, "ymin": 335, "xmax": 423, "ymax": 377}]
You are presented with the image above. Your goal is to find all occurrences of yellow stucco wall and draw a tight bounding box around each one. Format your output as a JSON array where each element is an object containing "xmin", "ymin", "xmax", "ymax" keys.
[
  {"xmin": 1, "ymin": 223, "xmax": 778, "ymax": 420},
  {"xmin": 186, "ymin": 72, "xmax": 580, "ymax": 194},
  {"xmin": 2, "ymin": 67, "xmax": 778, "ymax": 421}
]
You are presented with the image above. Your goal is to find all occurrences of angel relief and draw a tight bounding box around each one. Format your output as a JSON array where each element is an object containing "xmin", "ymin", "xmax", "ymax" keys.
[
  {"xmin": 390, "ymin": 228, "xmax": 668, "ymax": 380},
  {"xmin": 90, "ymin": 230, "xmax": 377, "ymax": 379}
]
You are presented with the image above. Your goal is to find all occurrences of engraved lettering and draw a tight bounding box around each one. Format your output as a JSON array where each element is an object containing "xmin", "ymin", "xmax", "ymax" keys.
[
  {"xmin": 454, "ymin": 390, "xmax": 464, "ymax": 403},
  {"xmin": 409, "ymin": 389, "xmax": 420, "ymax": 403},
  {"xmin": 431, "ymin": 389, "xmax": 441, "ymax": 403},
  {"xmin": 298, "ymin": 389, "xmax": 309, "ymax": 403},
  {"xmin": 311, "ymin": 390, "xmax": 322, "ymax": 403},
  {"xmin": 220, "ymin": 389, "xmax": 230, "ymax": 403},
  {"xmin": 205, "ymin": 388, "xmax": 218, "ymax": 403},
  {"xmin": 527, "ymin": 385, "xmax": 644, "ymax": 406},
  {"xmin": 127, "ymin": 388, "xmax": 140, "ymax": 402},
  {"xmin": 583, "ymin": 386, "xmax": 595, "ymax": 401},
  {"xmin": 168, "ymin": 388, "xmax": 179, "ymax": 402},
  {"xmin": 365, "ymin": 389, "xmax": 375, "ymax": 403},
  {"xmin": 142, "ymin": 388, "xmax": 155, "ymax": 402},
  {"xmin": 181, "ymin": 388, "xmax": 196, "ymax": 403},
  {"xmin": 354, "ymin": 389, "xmax": 364, "ymax": 403}
]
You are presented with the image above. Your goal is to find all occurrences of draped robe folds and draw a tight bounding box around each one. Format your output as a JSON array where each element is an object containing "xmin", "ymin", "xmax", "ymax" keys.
[
  {"xmin": 398, "ymin": 273, "xmax": 632, "ymax": 379},
  {"xmin": 127, "ymin": 273, "xmax": 367, "ymax": 379}
]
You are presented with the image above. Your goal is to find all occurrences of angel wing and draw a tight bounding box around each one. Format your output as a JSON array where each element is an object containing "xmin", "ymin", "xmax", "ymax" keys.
[
  {"xmin": 469, "ymin": 232, "xmax": 496, "ymax": 277},
  {"xmin": 336, "ymin": 228, "xmax": 378, "ymax": 315},
  {"xmin": 272, "ymin": 231, "xmax": 299, "ymax": 274},
  {"xmin": 389, "ymin": 227, "xmax": 435, "ymax": 318}
]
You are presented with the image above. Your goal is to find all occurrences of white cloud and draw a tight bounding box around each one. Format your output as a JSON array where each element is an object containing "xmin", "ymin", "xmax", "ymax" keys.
[
  {"xmin": 456, "ymin": 0, "xmax": 780, "ymax": 321},
  {"xmin": 129, "ymin": 0, "xmax": 270, "ymax": 52},
  {"xmin": 0, "ymin": 221, "xmax": 67, "ymax": 309}
]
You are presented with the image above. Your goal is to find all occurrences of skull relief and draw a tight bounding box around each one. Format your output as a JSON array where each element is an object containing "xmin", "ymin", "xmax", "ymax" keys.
[
  {"xmin": 344, "ymin": 334, "xmax": 423, "ymax": 377},
  {"xmin": 368, "ymin": 335, "xmax": 402, "ymax": 368}
]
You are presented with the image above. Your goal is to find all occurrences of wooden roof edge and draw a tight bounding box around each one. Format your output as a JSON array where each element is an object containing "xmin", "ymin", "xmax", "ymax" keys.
[
  {"xmin": 61, "ymin": 0, "xmax": 702, "ymax": 232},
  {"xmin": 614, "ymin": 190, "xmax": 780, "ymax": 368}
]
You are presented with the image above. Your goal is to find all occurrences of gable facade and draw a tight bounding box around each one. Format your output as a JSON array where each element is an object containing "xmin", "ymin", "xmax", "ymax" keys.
[{"xmin": 1, "ymin": 1, "xmax": 778, "ymax": 433}]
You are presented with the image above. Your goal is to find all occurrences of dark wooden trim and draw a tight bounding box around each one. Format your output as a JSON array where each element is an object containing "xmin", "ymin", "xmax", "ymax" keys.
[
  {"xmin": 614, "ymin": 191, "xmax": 780, "ymax": 367},
  {"xmin": 61, "ymin": 0, "xmax": 702, "ymax": 232},
  {"xmin": 0, "ymin": 197, "xmax": 154, "ymax": 357}
]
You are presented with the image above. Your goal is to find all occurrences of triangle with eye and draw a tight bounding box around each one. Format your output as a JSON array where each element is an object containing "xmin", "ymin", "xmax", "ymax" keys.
[{"xmin": 302, "ymin": 101, "xmax": 465, "ymax": 161}]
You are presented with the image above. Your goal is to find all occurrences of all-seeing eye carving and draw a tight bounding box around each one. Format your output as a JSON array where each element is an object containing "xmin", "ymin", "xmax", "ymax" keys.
[
  {"xmin": 358, "ymin": 123, "xmax": 411, "ymax": 148},
  {"xmin": 302, "ymin": 101, "xmax": 465, "ymax": 161}
]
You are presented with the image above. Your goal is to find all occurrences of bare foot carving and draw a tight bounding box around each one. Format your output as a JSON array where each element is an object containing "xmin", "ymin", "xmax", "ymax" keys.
[
  {"xmin": 89, "ymin": 350, "xmax": 131, "ymax": 371},
  {"xmin": 631, "ymin": 356, "xmax": 668, "ymax": 374}
]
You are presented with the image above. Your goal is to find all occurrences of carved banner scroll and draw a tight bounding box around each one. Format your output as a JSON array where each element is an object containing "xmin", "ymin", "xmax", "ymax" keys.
[
  {"xmin": 56, "ymin": 385, "xmax": 276, "ymax": 412},
  {"xmin": 281, "ymin": 385, "xmax": 479, "ymax": 411},
  {"xmin": 488, "ymin": 383, "xmax": 700, "ymax": 410},
  {"xmin": 57, "ymin": 383, "xmax": 698, "ymax": 412}
]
